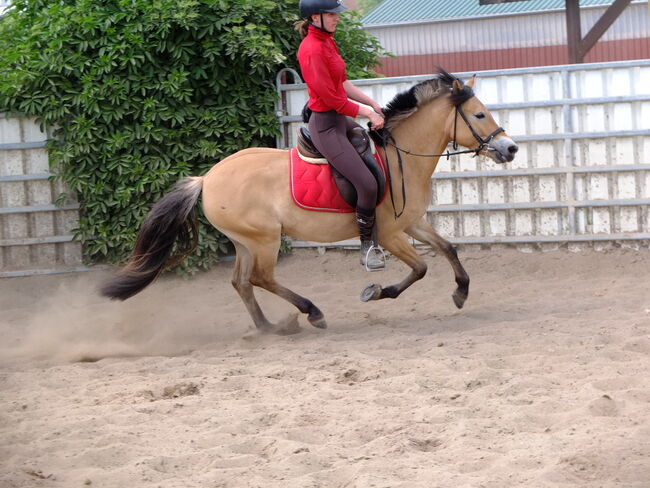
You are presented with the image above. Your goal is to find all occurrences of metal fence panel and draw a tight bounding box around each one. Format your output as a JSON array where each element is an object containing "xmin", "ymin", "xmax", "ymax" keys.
[
  {"xmin": 275, "ymin": 60, "xmax": 650, "ymax": 249},
  {"xmin": 0, "ymin": 116, "xmax": 84, "ymax": 277},
  {"xmin": 2, "ymin": 61, "xmax": 648, "ymax": 277}
]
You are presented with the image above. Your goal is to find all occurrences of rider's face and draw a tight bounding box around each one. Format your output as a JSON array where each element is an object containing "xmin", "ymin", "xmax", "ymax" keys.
[{"xmin": 311, "ymin": 12, "xmax": 340, "ymax": 32}]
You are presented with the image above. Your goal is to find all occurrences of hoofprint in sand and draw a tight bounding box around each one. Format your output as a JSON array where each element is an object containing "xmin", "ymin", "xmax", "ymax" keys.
[{"xmin": 1, "ymin": 247, "xmax": 649, "ymax": 487}]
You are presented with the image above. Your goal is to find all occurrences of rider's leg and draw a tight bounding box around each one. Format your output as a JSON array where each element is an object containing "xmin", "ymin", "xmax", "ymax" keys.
[
  {"xmin": 341, "ymin": 117, "xmax": 385, "ymax": 270},
  {"xmin": 355, "ymin": 205, "xmax": 385, "ymax": 270},
  {"xmin": 309, "ymin": 111, "xmax": 384, "ymax": 270}
]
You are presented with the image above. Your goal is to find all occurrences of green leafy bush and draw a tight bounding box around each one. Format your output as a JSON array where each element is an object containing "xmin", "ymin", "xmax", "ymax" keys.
[{"xmin": 0, "ymin": 0, "xmax": 389, "ymax": 273}]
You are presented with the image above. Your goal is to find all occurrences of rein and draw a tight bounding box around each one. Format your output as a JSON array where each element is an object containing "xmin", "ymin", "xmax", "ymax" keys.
[{"xmin": 373, "ymin": 103, "xmax": 505, "ymax": 220}]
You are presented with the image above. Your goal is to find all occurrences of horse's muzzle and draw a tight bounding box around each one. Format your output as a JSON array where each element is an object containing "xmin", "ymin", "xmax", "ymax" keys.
[{"xmin": 486, "ymin": 136, "xmax": 518, "ymax": 164}]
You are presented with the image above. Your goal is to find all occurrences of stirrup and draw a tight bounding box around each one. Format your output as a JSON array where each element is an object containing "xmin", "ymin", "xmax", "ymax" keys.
[{"xmin": 363, "ymin": 244, "xmax": 387, "ymax": 272}]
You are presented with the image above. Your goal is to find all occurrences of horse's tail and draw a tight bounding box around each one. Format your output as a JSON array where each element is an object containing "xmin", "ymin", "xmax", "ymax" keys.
[{"xmin": 100, "ymin": 176, "xmax": 204, "ymax": 301}]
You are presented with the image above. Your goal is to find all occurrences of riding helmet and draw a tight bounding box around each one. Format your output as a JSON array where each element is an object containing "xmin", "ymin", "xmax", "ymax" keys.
[{"xmin": 299, "ymin": 0, "xmax": 348, "ymax": 18}]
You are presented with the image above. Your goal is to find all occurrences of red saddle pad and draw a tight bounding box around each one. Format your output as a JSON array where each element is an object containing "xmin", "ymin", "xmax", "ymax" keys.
[{"xmin": 289, "ymin": 147, "xmax": 387, "ymax": 213}]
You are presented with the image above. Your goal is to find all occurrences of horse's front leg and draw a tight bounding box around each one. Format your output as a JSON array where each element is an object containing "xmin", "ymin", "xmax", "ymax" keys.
[
  {"xmin": 360, "ymin": 231, "xmax": 427, "ymax": 302},
  {"xmin": 405, "ymin": 217, "xmax": 469, "ymax": 309}
]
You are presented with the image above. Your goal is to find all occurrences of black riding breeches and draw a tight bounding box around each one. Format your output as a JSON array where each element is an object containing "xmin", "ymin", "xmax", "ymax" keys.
[{"xmin": 308, "ymin": 110, "xmax": 378, "ymax": 210}]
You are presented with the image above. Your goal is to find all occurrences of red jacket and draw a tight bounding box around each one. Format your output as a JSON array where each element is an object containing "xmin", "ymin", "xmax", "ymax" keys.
[{"xmin": 297, "ymin": 26, "xmax": 359, "ymax": 118}]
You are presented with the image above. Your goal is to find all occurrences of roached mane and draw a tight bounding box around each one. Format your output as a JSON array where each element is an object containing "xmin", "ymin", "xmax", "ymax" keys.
[{"xmin": 381, "ymin": 68, "xmax": 474, "ymax": 132}]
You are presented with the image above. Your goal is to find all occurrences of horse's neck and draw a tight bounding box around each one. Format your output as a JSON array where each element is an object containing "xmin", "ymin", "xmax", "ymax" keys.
[{"xmin": 383, "ymin": 101, "xmax": 451, "ymax": 181}]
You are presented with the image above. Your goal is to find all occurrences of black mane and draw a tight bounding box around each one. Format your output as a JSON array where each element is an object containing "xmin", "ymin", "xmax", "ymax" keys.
[{"xmin": 381, "ymin": 68, "xmax": 474, "ymax": 131}]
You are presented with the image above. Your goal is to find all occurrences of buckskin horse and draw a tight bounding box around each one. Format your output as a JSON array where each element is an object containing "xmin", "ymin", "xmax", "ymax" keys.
[{"xmin": 101, "ymin": 70, "xmax": 518, "ymax": 333}]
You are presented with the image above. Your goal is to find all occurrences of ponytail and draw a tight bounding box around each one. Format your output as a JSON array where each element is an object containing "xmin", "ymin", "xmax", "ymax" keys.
[{"xmin": 294, "ymin": 19, "xmax": 310, "ymax": 38}]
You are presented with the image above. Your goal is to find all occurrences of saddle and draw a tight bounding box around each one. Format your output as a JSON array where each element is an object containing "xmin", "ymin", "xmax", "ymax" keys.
[{"xmin": 296, "ymin": 126, "xmax": 386, "ymax": 208}]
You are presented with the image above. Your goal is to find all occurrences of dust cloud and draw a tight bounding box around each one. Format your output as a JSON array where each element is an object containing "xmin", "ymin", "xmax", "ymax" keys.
[{"xmin": 0, "ymin": 268, "xmax": 247, "ymax": 365}]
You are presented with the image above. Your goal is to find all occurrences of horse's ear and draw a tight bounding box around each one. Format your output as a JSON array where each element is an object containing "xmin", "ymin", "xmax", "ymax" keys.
[
  {"xmin": 452, "ymin": 79, "xmax": 464, "ymax": 93},
  {"xmin": 466, "ymin": 74, "xmax": 476, "ymax": 88}
]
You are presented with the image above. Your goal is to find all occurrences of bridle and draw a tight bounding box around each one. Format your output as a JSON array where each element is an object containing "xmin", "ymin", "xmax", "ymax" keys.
[
  {"xmin": 372, "ymin": 98, "xmax": 505, "ymax": 219},
  {"xmin": 452, "ymin": 104, "xmax": 504, "ymax": 154}
]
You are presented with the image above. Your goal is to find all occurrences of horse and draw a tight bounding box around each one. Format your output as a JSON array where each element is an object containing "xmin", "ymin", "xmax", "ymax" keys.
[{"xmin": 101, "ymin": 70, "xmax": 518, "ymax": 333}]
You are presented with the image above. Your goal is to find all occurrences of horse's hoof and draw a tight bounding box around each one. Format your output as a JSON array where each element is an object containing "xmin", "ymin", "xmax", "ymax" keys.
[
  {"xmin": 452, "ymin": 290, "xmax": 467, "ymax": 309},
  {"xmin": 307, "ymin": 306, "xmax": 327, "ymax": 329},
  {"xmin": 360, "ymin": 283, "xmax": 382, "ymax": 302},
  {"xmin": 308, "ymin": 310, "xmax": 327, "ymax": 329}
]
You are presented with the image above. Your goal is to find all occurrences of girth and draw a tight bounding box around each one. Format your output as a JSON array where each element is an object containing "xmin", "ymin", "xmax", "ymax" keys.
[{"xmin": 297, "ymin": 126, "xmax": 386, "ymax": 208}]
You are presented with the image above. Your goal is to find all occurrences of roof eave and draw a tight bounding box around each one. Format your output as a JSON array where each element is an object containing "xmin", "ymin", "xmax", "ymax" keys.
[{"xmin": 361, "ymin": 1, "xmax": 644, "ymax": 28}]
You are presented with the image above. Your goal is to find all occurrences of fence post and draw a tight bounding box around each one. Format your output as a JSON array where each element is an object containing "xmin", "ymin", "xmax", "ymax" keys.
[{"xmin": 562, "ymin": 70, "xmax": 577, "ymax": 236}]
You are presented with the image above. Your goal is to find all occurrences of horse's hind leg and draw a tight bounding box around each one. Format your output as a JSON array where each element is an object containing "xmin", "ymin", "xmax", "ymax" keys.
[
  {"xmin": 406, "ymin": 217, "xmax": 469, "ymax": 309},
  {"xmin": 230, "ymin": 242, "xmax": 276, "ymax": 332},
  {"xmin": 231, "ymin": 237, "xmax": 327, "ymax": 332},
  {"xmin": 247, "ymin": 238, "xmax": 328, "ymax": 330}
]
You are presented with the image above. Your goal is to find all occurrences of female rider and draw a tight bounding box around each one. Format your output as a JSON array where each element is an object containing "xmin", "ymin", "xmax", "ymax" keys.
[{"xmin": 296, "ymin": 0, "xmax": 386, "ymax": 271}]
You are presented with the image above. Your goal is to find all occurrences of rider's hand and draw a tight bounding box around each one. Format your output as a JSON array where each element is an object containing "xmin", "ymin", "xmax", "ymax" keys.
[
  {"xmin": 359, "ymin": 105, "xmax": 384, "ymax": 130},
  {"xmin": 368, "ymin": 110, "xmax": 384, "ymax": 130}
]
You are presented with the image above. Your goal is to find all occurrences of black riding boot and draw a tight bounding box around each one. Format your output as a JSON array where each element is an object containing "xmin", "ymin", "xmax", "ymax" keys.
[{"xmin": 356, "ymin": 207, "xmax": 386, "ymax": 271}]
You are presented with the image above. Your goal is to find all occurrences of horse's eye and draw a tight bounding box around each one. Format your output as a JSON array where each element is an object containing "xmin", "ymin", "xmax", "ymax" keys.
[{"xmin": 475, "ymin": 112, "xmax": 485, "ymax": 119}]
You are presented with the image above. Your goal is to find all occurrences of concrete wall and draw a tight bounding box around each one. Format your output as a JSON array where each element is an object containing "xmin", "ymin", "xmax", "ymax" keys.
[{"xmin": 0, "ymin": 116, "xmax": 83, "ymax": 277}]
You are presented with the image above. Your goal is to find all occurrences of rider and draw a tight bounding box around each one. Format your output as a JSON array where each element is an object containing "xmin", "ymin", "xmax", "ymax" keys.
[{"xmin": 296, "ymin": 0, "xmax": 386, "ymax": 271}]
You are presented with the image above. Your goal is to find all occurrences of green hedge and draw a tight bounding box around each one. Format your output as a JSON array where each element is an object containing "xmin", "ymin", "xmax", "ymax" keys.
[{"xmin": 0, "ymin": 0, "xmax": 388, "ymax": 273}]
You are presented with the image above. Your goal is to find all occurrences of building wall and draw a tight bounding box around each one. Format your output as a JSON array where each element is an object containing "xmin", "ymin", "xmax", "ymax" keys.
[
  {"xmin": 378, "ymin": 37, "xmax": 650, "ymax": 76},
  {"xmin": 366, "ymin": 3, "xmax": 650, "ymax": 76}
]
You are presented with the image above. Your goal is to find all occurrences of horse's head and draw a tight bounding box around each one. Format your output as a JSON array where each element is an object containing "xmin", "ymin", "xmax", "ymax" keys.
[
  {"xmin": 446, "ymin": 75, "xmax": 518, "ymax": 164},
  {"xmin": 380, "ymin": 71, "xmax": 518, "ymax": 165}
]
